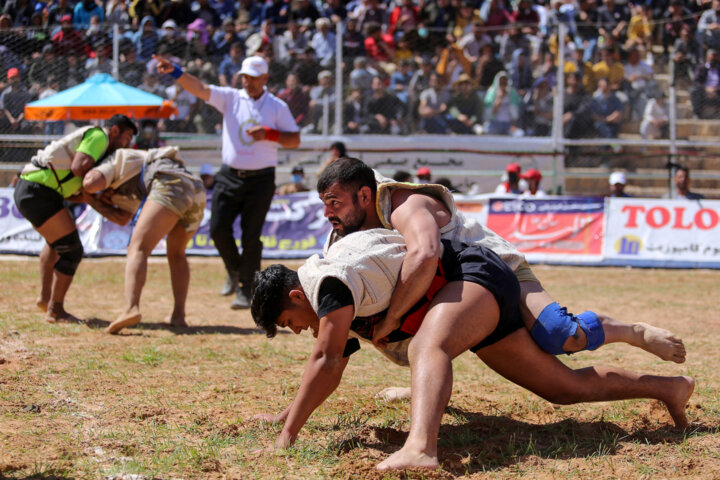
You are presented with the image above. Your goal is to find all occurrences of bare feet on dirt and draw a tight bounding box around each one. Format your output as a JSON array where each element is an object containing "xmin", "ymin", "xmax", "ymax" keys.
[
  {"xmin": 634, "ymin": 322, "xmax": 686, "ymax": 363},
  {"xmin": 45, "ymin": 302, "xmax": 81, "ymax": 323},
  {"xmin": 376, "ymin": 446, "xmax": 439, "ymax": 471},
  {"xmin": 663, "ymin": 375, "xmax": 695, "ymax": 429},
  {"xmin": 105, "ymin": 309, "xmax": 142, "ymax": 334},
  {"xmin": 36, "ymin": 297, "xmax": 48, "ymax": 313},
  {"xmin": 165, "ymin": 313, "xmax": 188, "ymax": 328}
]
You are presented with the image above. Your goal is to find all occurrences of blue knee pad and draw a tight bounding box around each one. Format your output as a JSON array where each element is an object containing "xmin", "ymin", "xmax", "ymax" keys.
[{"xmin": 530, "ymin": 303, "xmax": 605, "ymax": 355}]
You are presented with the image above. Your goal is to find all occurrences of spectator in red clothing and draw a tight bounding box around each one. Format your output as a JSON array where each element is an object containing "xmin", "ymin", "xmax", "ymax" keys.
[
  {"xmin": 278, "ymin": 72, "xmax": 310, "ymax": 127},
  {"xmin": 364, "ymin": 22, "xmax": 395, "ymax": 73},
  {"xmin": 51, "ymin": 14, "xmax": 88, "ymax": 57},
  {"xmin": 480, "ymin": 0, "xmax": 512, "ymax": 29},
  {"xmin": 389, "ymin": 0, "xmax": 420, "ymax": 39},
  {"xmin": 511, "ymin": 0, "xmax": 540, "ymax": 36}
]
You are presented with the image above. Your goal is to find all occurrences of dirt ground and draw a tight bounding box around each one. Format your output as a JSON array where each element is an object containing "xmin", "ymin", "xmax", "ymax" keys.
[{"xmin": 0, "ymin": 256, "xmax": 718, "ymax": 480}]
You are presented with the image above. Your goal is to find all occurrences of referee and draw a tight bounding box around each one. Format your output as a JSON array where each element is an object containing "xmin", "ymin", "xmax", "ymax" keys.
[{"xmin": 155, "ymin": 54, "xmax": 300, "ymax": 309}]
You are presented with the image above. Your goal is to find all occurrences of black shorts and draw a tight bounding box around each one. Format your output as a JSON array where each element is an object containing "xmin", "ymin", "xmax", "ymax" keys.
[
  {"xmin": 440, "ymin": 241, "xmax": 524, "ymax": 352},
  {"xmin": 13, "ymin": 178, "xmax": 67, "ymax": 228}
]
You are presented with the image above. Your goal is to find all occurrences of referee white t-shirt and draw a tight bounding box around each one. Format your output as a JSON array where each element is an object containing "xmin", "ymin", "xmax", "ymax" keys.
[{"xmin": 208, "ymin": 85, "xmax": 299, "ymax": 170}]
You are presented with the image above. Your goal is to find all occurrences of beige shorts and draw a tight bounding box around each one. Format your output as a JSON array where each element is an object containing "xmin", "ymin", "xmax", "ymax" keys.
[
  {"xmin": 148, "ymin": 173, "xmax": 207, "ymax": 232},
  {"xmin": 514, "ymin": 260, "xmax": 540, "ymax": 284}
]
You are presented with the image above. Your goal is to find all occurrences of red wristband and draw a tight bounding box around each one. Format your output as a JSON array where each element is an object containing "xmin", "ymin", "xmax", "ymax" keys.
[{"xmin": 264, "ymin": 127, "xmax": 280, "ymax": 142}]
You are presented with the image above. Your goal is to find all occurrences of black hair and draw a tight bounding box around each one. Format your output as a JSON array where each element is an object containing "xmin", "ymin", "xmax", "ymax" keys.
[
  {"xmin": 392, "ymin": 170, "xmax": 412, "ymax": 182},
  {"xmin": 330, "ymin": 141, "xmax": 346, "ymax": 157},
  {"xmin": 250, "ymin": 264, "xmax": 300, "ymax": 338},
  {"xmin": 676, "ymin": 166, "xmax": 689, "ymax": 175},
  {"xmin": 317, "ymin": 156, "xmax": 377, "ymax": 196},
  {"xmin": 107, "ymin": 114, "xmax": 138, "ymax": 135}
]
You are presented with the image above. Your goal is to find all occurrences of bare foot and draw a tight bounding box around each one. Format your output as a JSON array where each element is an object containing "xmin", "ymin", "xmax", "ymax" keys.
[
  {"xmin": 662, "ymin": 376, "xmax": 695, "ymax": 428},
  {"xmin": 634, "ymin": 322, "xmax": 686, "ymax": 363},
  {"xmin": 376, "ymin": 447, "xmax": 439, "ymax": 471},
  {"xmin": 164, "ymin": 313, "xmax": 188, "ymax": 328},
  {"xmin": 45, "ymin": 302, "xmax": 81, "ymax": 323},
  {"xmin": 105, "ymin": 309, "xmax": 142, "ymax": 334},
  {"xmin": 36, "ymin": 297, "xmax": 48, "ymax": 312},
  {"xmin": 375, "ymin": 387, "xmax": 411, "ymax": 402}
]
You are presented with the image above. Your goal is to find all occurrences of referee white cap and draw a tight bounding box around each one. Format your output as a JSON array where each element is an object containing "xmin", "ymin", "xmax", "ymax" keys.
[{"xmin": 239, "ymin": 56, "xmax": 269, "ymax": 77}]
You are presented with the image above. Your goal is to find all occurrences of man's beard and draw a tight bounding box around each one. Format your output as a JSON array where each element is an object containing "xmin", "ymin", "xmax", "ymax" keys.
[{"xmin": 329, "ymin": 208, "xmax": 366, "ymax": 237}]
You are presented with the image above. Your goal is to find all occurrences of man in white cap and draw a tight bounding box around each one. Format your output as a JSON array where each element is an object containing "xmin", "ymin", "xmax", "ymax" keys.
[
  {"xmin": 154, "ymin": 53, "xmax": 300, "ymax": 309},
  {"xmin": 609, "ymin": 171, "xmax": 630, "ymax": 197}
]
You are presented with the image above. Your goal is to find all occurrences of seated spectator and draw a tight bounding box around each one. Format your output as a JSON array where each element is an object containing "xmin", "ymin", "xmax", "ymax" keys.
[
  {"xmin": 323, "ymin": 0, "xmax": 347, "ymax": 24},
  {"xmin": 508, "ymin": 48, "xmax": 534, "ymax": 97},
  {"xmin": 392, "ymin": 31, "xmax": 414, "ymax": 64},
  {"xmin": 349, "ymin": 55, "xmax": 376, "ymax": 94},
  {"xmin": 277, "ymin": 20, "xmax": 310, "ymax": 65},
  {"xmin": 364, "ymin": 22, "xmax": 395, "ymax": 74},
  {"xmin": 341, "ymin": 16, "xmax": 367, "ymax": 63},
  {"xmin": 625, "ymin": 3, "xmax": 653, "ymax": 51},
  {"xmin": 289, "ymin": 46, "xmax": 322, "ymax": 88},
  {"xmin": 212, "ymin": 18, "xmax": 244, "ymax": 62},
  {"xmin": 0, "ymin": 68, "xmax": 34, "ymax": 133},
  {"xmin": 133, "ymin": 15, "xmax": 158, "ymax": 60},
  {"xmin": 640, "ymin": 91, "xmax": 669, "ymax": 140},
  {"xmin": 624, "ymin": 46, "xmax": 654, "ymax": 120},
  {"xmin": 128, "ymin": 0, "xmax": 162, "ymax": 26},
  {"xmin": 138, "ymin": 71, "xmax": 166, "ymax": 97},
  {"xmin": 192, "ymin": 0, "xmax": 220, "ymax": 28},
  {"xmin": 662, "ymin": 0, "xmax": 695, "ymax": 57},
  {"xmin": 446, "ymin": 73, "xmax": 483, "ymax": 135},
  {"xmin": 592, "ymin": 45, "xmax": 624, "ymax": 93},
  {"xmin": 484, "ymin": 71, "xmax": 524, "ymax": 137},
  {"xmin": 497, "ymin": 23, "xmax": 531, "ymax": 66},
  {"xmin": 186, "ymin": 18, "xmax": 211, "ymax": 59},
  {"xmin": 85, "ymin": 40, "xmax": 113, "ymax": 77},
  {"xmin": 392, "ymin": 170, "xmax": 412, "ymax": 182},
  {"xmin": 28, "ymin": 44, "xmax": 68, "ymax": 90},
  {"xmin": 119, "ymin": 44, "xmax": 146, "ymax": 87},
  {"xmin": 525, "ymin": 76, "xmax": 553, "ymax": 137},
  {"xmin": 164, "ymin": 82, "xmax": 197, "ymax": 132},
  {"xmin": 356, "ymin": 0, "xmax": 387, "ymax": 33},
  {"xmin": 277, "ymin": 166, "xmax": 309, "ymax": 195},
  {"xmin": 160, "ymin": 0, "xmax": 194, "ymax": 27},
  {"xmin": 521, "ymin": 168, "xmax": 546, "ymax": 197},
  {"xmin": 159, "ymin": 19, "xmax": 189, "ymax": 59},
  {"xmin": 245, "ymin": 19, "xmax": 276, "ymax": 57},
  {"xmin": 596, "ymin": 0, "xmax": 631, "ymax": 45},
  {"xmin": 609, "ymin": 171, "xmax": 630, "ymax": 197},
  {"xmin": 458, "ymin": 20, "xmax": 492, "ymax": 63},
  {"xmin": 236, "ymin": 0, "xmax": 262, "ymax": 29},
  {"xmin": 218, "ymin": 41, "xmax": 244, "ymax": 87},
  {"xmin": 47, "ymin": 0, "xmax": 74, "ymax": 28},
  {"xmin": 52, "ymin": 14, "xmax": 87, "ymax": 57},
  {"xmin": 418, "ymin": 72, "xmax": 451, "ymax": 134},
  {"xmin": 691, "ymin": 48, "xmax": 720, "ymax": 119},
  {"xmin": 343, "ymin": 86, "xmax": 371, "ymax": 134},
  {"xmin": 366, "ymin": 75, "xmax": 406, "ymax": 135},
  {"xmin": 573, "ymin": 0, "xmax": 599, "ymax": 62},
  {"xmin": 84, "ymin": 15, "xmax": 109, "ymax": 50},
  {"xmin": 389, "ymin": 58, "xmax": 414, "ymax": 104},
  {"xmin": 474, "ymin": 43, "xmax": 504, "ymax": 95},
  {"xmin": 495, "ymin": 162, "xmax": 523, "ymax": 194},
  {"xmin": 673, "ymin": 24, "xmax": 702, "ymax": 88},
  {"xmin": 591, "ymin": 78, "xmax": 623, "ymax": 139},
  {"xmin": 278, "ymin": 73, "xmax": 310, "ymax": 127},
  {"xmin": 564, "ymin": 45, "xmax": 594, "ymax": 94},
  {"xmin": 64, "ymin": 53, "xmax": 87, "ymax": 87},
  {"xmin": 292, "ymin": 0, "xmax": 320, "ymax": 24},
  {"xmin": 479, "ymin": 0, "xmax": 512, "ymax": 30},
  {"xmin": 312, "ymin": 17, "xmax": 336, "ymax": 68},
  {"xmin": 307, "ymin": 70, "xmax": 336, "ymax": 133},
  {"xmin": 663, "ymin": 166, "xmax": 704, "ymax": 200},
  {"xmin": 389, "ymin": 0, "xmax": 420, "ymax": 40},
  {"xmin": 415, "ymin": 166, "xmax": 432, "ymax": 183},
  {"xmin": 450, "ymin": 0, "xmax": 481, "ymax": 40},
  {"xmin": 563, "ymin": 72, "xmax": 593, "ymax": 139},
  {"xmin": 106, "ymin": 0, "xmax": 131, "ymax": 29},
  {"xmin": 698, "ymin": 0, "xmax": 720, "ymax": 52},
  {"xmin": 73, "ymin": 0, "xmax": 104, "ymax": 29}
]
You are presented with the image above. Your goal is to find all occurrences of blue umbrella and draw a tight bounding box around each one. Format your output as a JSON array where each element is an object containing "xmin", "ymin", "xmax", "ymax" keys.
[{"xmin": 25, "ymin": 73, "xmax": 176, "ymax": 121}]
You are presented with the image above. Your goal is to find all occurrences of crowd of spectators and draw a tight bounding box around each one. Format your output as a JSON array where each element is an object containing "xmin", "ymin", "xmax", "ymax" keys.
[{"xmin": 0, "ymin": 0, "xmax": 715, "ymax": 137}]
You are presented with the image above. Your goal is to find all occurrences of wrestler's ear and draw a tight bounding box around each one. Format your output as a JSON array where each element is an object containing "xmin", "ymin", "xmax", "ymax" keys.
[
  {"xmin": 288, "ymin": 288, "xmax": 307, "ymax": 304},
  {"xmin": 357, "ymin": 186, "xmax": 373, "ymax": 207}
]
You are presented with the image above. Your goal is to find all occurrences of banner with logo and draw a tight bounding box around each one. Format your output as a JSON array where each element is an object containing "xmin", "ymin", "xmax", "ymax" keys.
[
  {"xmin": 0, "ymin": 188, "xmax": 331, "ymax": 259},
  {"xmin": 604, "ymin": 198, "xmax": 720, "ymax": 268},
  {"xmin": 485, "ymin": 197, "xmax": 605, "ymax": 264}
]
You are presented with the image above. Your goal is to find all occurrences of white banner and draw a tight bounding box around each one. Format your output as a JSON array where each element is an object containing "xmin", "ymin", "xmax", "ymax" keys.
[{"xmin": 604, "ymin": 197, "xmax": 720, "ymax": 267}]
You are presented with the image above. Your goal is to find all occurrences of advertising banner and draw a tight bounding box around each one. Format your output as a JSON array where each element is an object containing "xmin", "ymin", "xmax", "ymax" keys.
[
  {"xmin": 604, "ymin": 197, "xmax": 720, "ymax": 267},
  {"xmin": 485, "ymin": 197, "xmax": 605, "ymax": 263}
]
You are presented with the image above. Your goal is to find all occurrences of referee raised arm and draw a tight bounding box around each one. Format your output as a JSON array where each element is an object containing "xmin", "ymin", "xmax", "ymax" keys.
[{"xmin": 155, "ymin": 54, "xmax": 300, "ymax": 309}]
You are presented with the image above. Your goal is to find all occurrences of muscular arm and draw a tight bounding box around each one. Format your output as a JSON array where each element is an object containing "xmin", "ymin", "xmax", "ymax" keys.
[
  {"xmin": 372, "ymin": 190, "xmax": 449, "ymax": 344},
  {"xmin": 276, "ymin": 305, "xmax": 353, "ymax": 448},
  {"xmin": 85, "ymin": 193, "xmax": 133, "ymax": 226},
  {"xmin": 82, "ymin": 169, "xmax": 108, "ymax": 194},
  {"xmin": 153, "ymin": 54, "xmax": 211, "ymax": 101},
  {"xmin": 70, "ymin": 151, "xmax": 98, "ymax": 178}
]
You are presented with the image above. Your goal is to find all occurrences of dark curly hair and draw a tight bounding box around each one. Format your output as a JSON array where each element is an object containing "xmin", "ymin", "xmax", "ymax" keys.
[
  {"xmin": 317, "ymin": 156, "xmax": 377, "ymax": 196},
  {"xmin": 250, "ymin": 264, "xmax": 300, "ymax": 338}
]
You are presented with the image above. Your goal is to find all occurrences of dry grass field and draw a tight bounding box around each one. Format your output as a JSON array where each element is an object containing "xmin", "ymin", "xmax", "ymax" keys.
[{"xmin": 0, "ymin": 256, "xmax": 718, "ymax": 480}]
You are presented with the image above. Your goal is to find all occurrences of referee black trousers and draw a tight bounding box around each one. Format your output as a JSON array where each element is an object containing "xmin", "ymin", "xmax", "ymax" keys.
[{"xmin": 209, "ymin": 166, "xmax": 275, "ymax": 287}]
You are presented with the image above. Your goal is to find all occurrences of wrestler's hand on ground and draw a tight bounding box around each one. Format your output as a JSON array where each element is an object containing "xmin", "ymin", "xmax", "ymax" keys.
[
  {"xmin": 372, "ymin": 317, "xmax": 401, "ymax": 348},
  {"xmin": 275, "ymin": 430, "xmax": 296, "ymax": 449},
  {"xmin": 152, "ymin": 54, "xmax": 173, "ymax": 75},
  {"xmin": 246, "ymin": 125, "xmax": 267, "ymax": 141}
]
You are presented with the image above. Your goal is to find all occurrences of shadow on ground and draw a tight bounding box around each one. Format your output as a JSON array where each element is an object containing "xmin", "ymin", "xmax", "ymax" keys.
[{"xmin": 82, "ymin": 317, "xmax": 286, "ymax": 336}]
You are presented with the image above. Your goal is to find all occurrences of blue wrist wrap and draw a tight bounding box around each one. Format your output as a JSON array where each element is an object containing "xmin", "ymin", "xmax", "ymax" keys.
[{"xmin": 170, "ymin": 63, "xmax": 183, "ymax": 79}]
